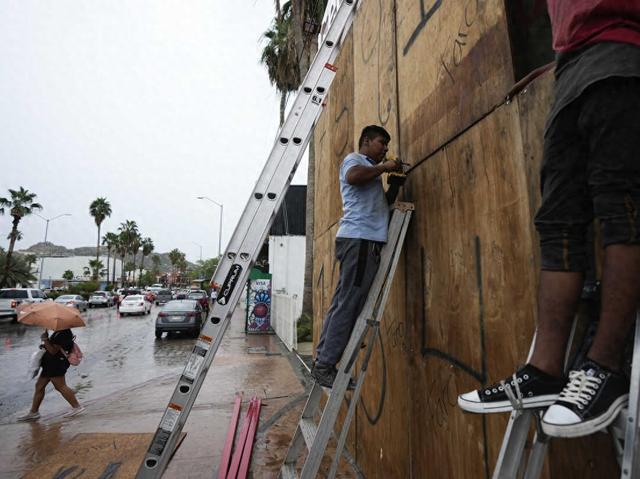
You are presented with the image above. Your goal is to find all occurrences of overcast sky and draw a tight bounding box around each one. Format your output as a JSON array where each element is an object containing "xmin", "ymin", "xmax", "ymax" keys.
[{"xmin": 0, "ymin": 1, "xmax": 308, "ymax": 262}]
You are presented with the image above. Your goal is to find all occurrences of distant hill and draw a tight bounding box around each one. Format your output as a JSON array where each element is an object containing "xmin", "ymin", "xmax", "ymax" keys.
[{"xmin": 20, "ymin": 242, "xmax": 195, "ymax": 273}]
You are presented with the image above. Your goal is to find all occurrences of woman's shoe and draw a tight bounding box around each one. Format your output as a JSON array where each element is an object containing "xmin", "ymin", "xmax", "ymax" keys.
[{"xmin": 17, "ymin": 411, "xmax": 40, "ymax": 422}]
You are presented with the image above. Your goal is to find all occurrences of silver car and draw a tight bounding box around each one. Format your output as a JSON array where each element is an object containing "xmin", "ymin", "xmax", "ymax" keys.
[
  {"xmin": 55, "ymin": 294, "xmax": 88, "ymax": 312},
  {"xmin": 88, "ymin": 291, "xmax": 114, "ymax": 308}
]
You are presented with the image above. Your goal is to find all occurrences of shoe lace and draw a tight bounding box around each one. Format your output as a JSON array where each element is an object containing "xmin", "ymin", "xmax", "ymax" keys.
[
  {"xmin": 557, "ymin": 370, "xmax": 602, "ymax": 409},
  {"xmin": 500, "ymin": 373, "xmax": 524, "ymax": 410}
]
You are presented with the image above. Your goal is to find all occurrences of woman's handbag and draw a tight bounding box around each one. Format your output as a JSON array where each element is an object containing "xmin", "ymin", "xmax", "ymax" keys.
[{"xmin": 28, "ymin": 349, "xmax": 45, "ymax": 379}]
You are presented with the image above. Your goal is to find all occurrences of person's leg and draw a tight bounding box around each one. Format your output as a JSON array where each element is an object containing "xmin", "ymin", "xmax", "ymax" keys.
[
  {"xmin": 542, "ymin": 77, "xmax": 640, "ymax": 437},
  {"xmin": 30, "ymin": 375, "xmax": 50, "ymax": 413},
  {"xmin": 458, "ymin": 95, "xmax": 590, "ymax": 414},
  {"xmin": 528, "ymin": 271, "xmax": 584, "ymax": 377},
  {"xmin": 50, "ymin": 376, "xmax": 80, "ymax": 408},
  {"xmin": 584, "ymin": 76, "xmax": 640, "ymax": 370},
  {"xmin": 315, "ymin": 239, "xmax": 349, "ymax": 360},
  {"xmin": 316, "ymin": 239, "xmax": 380, "ymax": 367},
  {"xmin": 588, "ymin": 245, "xmax": 640, "ymax": 369}
]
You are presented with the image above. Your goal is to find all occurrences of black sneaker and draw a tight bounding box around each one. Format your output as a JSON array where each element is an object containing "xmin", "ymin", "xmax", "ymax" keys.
[
  {"xmin": 311, "ymin": 362, "xmax": 355, "ymax": 390},
  {"xmin": 458, "ymin": 364, "xmax": 566, "ymax": 413},
  {"xmin": 541, "ymin": 360, "xmax": 629, "ymax": 438}
]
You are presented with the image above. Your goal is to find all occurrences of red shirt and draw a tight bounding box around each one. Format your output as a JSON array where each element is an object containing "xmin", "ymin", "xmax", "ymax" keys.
[{"xmin": 547, "ymin": 0, "xmax": 640, "ymax": 52}]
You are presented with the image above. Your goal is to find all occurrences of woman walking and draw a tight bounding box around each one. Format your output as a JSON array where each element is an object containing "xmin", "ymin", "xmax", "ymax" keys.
[{"xmin": 18, "ymin": 329, "xmax": 84, "ymax": 421}]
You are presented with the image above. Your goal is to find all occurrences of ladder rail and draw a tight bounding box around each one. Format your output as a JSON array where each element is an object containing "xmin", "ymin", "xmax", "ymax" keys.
[
  {"xmin": 621, "ymin": 313, "xmax": 640, "ymax": 478},
  {"xmin": 136, "ymin": 2, "xmax": 362, "ymax": 478},
  {"xmin": 298, "ymin": 205, "xmax": 413, "ymax": 479}
]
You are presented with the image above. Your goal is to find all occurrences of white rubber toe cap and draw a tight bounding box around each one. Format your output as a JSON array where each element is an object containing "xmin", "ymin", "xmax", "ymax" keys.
[
  {"xmin": 543, "ymin": 404, "xmax": 581, "ymax": 426},
  {"xmin": 458, "ymin": 390, "xmax": 481, "ymax": 406}
]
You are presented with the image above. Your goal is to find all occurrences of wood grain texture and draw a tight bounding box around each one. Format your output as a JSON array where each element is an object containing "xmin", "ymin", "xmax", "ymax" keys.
[{"xmin": 395, "ymin": 0, "xmax": 515, "ymax": 165}]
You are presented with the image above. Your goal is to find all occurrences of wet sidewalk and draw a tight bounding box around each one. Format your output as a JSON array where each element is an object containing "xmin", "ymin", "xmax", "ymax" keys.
[{"xmin": 0, "ymin": 308, "xmax": 352, "ymax": 478}]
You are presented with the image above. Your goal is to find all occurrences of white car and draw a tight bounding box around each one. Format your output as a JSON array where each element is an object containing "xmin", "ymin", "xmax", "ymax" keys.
[{"xmin": 119, "ymin": 295, "xmax": 152, "ymax": 316}]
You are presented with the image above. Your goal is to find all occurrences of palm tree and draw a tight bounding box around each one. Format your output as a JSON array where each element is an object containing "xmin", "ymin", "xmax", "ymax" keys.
[
  {"xmin": 129, "ymin": 232, "xmax": 141, "ymax": 283},
  {"xmin": 118, "ymin": 220, "xmax": 138, "ymax": 285},
  {"xmin": 168, "ymin": 248, "xmax": 183, "ymax": 286},
  {"xmin": 102, "ymin": 232, "xmax": 119, "ymax": 286},
  {"xmin": 89, "ymin": 197, "xmax": 112, "ymax": 266},
  {"xmin": 261, "ymin": 1, "xmax": 301, "ymax": 125},
  {"xmin": 88, "ymin": 259, "xmax": 104, "ymax": 281},
  {"xmin": 62, "ymin": 270, "xmax": 74, "ymax": 282},
  {"xmin": 0, "ymin": 187, "xmax": 43, "ymax": 287},
  {"xmin": 138, "ymin": 237, "xmax": 154, "ymax": 286}
]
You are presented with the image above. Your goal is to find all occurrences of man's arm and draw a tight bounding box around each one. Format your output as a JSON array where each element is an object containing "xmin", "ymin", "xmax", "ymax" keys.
[{"xmin": 345, "ymin": 159, "xmax": 402, "ymax": 185}]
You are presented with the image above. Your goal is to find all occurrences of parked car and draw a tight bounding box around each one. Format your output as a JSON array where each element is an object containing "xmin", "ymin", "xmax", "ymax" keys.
[
  {"xmin": 188, "ymin": 290, "xmax": 209, "ymax": 313},
  {"xmin": 155, "ymin": 289, "xmax": 173, "ymax": 306},
  {"xmin": 155, "ymin": 300, "xmax": 204, "ymax": 338},
  {"xmin": 119, "ymin": 294, "xmax": 152, "ymax": 316},
  {"xmin": 88, "ymin": 291, "xmax": 114, "ymax": 308},
  {"xmin": 0, "ymin": 288, "xmax": 47, "ymax": 322},
  {"xmin": 55, "ymin": 294, "xmax": 88, "ymax": 312},
  {"xmin": 120, "ymin": 288, "xmax": 141, "ymax": 298}
]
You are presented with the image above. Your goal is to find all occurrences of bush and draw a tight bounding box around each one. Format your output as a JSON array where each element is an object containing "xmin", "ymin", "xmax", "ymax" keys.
[{"xmin": 296, "ymin": 312, "xmax": 313, "ymax": 342}]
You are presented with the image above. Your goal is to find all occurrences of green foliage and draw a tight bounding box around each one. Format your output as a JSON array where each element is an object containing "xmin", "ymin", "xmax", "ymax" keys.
[
  {"xmin": 139, "ymin": 270, "xmax": 155, "ymax": 287},
  {"xmin": 0, "ymin": 248, "xmax": 37, "ymax": 287},
  {"xmin": 89, "ymin": 197, "xmax": 112, "ymax": 228},
  {"xmin": 62, "ymin": 270, "xmax": 74, "ymax": 281},
  {"xmin": 67, "ymin": 281, "xmax": 100, "ymax": 299},
  {"xmin": 189, "ymin": 257, "xmax": 219, "ymax": 283},
  {"xmin": 296, "ymin": 312, "xmax": 312, "ymax": 342},
  {"xmin": 88, "ymin": 259, "xmax": 104, "ymax": 280}
]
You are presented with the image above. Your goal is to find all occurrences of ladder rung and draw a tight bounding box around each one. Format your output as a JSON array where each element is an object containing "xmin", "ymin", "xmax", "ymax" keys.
[
  {"xmin": 280, "ymin": 463, "xmax": 298, "ymax": 479},
  {"xmin": 300, "ymin": 418, "xmax": 318, "ymax": 449}
]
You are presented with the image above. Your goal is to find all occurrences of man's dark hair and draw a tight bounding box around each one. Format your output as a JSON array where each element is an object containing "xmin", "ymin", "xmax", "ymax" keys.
[{"xmin": 358, "ymin": 125, "xmax": 391, "ymax": 148}]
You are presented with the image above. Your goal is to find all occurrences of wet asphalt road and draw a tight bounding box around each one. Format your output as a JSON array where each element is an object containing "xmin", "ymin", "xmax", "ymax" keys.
[{"xmin": 0, "ymin": 304, "xmax": 197, "ymax": 422}]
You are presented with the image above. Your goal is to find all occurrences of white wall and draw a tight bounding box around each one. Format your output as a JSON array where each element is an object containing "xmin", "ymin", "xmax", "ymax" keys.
[{"xmin": 268, "ymin": 235, "xmax": 305, "ymax": 350}]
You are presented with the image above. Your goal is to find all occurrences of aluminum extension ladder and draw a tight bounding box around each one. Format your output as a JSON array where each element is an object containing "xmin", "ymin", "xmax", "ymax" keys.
[
  {"xmin": 492, "ymin": 311, "xmax": 640, "ymax": 479},
  {"xmin": 136, "ymin": 1, "xmax": 363, "ymax": 477},
  {"xmin": 280, "ymin": 202, "xmax": 414, "ymax": 479}
]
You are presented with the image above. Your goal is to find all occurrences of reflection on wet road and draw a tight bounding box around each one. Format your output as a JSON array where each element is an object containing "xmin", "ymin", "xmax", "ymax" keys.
[{"xmin": 0, "ymin": 305, "xmax": 196, "ymax": 422}]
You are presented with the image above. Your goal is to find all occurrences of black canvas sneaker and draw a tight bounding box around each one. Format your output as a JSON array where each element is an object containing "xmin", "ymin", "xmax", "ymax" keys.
[
  {"xmin": 458, "ymin": 364, "xmax": 566, "ymax": 413},
  {"xmin": 541, "ymin": 360, "xmax": 629, "ymax": 438}
]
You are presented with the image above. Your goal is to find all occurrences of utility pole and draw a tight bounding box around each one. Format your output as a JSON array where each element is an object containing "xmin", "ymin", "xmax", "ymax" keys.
[
  {"xmin": 196, "ymin": 196, "xmax": 223, "ymax": 257},
  {"xmin": 35, "ymin": 213, "xmax": 72, "ymax": 289}
]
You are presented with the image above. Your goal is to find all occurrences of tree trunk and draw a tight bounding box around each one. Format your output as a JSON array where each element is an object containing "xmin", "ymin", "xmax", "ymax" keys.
[
  {"xmin": 301, "ymin": 39, "xmax": 318, "ymax": 317},
  {"xmin": 112, "ymin": 253, "xmax": 117, "ymax": 286},
  {"xmin": 96, "ymin": 224, "xmax": 101, "ymax": 264},
  {"xmin": 2, "ymin": 217, "xmax": 21, "ymax": 286},
  {"xmin": 291, "ymin": 1, "xmax": 309, "ymax": 78},
  {"xmin": 105, "ymin": 250, "xmax": 110, "ymax": 284},
  {"xmin": 121, "ymin": 255, "xmax": 126, "ymax": 286},
  {"xmin": 139, "ymin": 255, "xmax": 145, "ymax": 286},
  {"xmin": 131, "ymin": 252, "xmax": 137, "ymax": 282},
  {"xmin": 280, "ymin": 91, "xmax": 287, "ymax": 126}
]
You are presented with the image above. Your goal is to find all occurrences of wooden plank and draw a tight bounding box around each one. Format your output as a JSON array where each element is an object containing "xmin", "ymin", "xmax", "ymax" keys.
[
  {"xmin": 23, "ymin": 432, "xmax": 184, "ymax": 479},
  {"xmin": 402, "ymin": 100, "xmax": 538, "ymax": 478},
  {"xmin": 395, "ymin": 0, "xmax": 515, "ymax": 165},
  {"xmin": 353, "ymin": 0, "xmax": 401, "ymax": 158},
  {"xmin": 313, "ymin": 32, "xmax": 354, "ymax": 238}
]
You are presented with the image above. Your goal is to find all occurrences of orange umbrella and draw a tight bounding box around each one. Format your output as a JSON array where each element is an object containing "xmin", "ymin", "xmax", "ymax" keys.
[{"xmin": 17, "ymin": 302, "xmax": 86, "ymax": 331}]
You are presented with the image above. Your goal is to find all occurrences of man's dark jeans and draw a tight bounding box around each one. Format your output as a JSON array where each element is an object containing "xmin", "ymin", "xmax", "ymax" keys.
[{"xmin": 316, "ymin": 237, "xmax": 382, "ymax": 366}]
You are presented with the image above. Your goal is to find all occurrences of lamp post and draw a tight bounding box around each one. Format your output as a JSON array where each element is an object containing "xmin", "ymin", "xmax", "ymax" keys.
[
  {"xmin": 35, "ymin": 213, "xmax": 72, "ymax": 289},
  {"xmin": 196, "ymin": 196, "xmax": 223, "ymax": 257},
  {"xmin": 192, "ymin": 241, "xmax": 203, "ymax": 262}
]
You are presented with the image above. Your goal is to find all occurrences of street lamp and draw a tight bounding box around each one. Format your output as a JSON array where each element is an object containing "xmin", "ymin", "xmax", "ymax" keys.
[
  {"xmin": 34, "ymin": 212, "xmax": 72, "ymax": 289},
  {"xmin": 196, "ymin": 196, "xmax": 223, "ymax": 257},
  {"xmin": 192, "ymin": 241, "xmax": 203, "ymax": 262}
]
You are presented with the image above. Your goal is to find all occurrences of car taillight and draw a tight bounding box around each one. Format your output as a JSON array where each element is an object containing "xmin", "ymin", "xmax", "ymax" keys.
[
  {"xmin": 158, "ymin": 312, "xmax": 167, "ymax": 317},
  {"xmin": 10, "ymin": 300, "xmax": 17, "ymax": 308},
  {"xmin": 186, "ymin": 312, "xmax": 196, "ymax": 317}
]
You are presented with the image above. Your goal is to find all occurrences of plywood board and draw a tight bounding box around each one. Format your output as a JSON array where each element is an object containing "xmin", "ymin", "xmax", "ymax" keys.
[
  {"xmin": 395, "ymin": 0, "xmax": 515, "ymax": 165},
  {"xmin": 403, "ymin": 100, "xmax": 538, "ymax": 477},
  {"xmin": 353, "ymin": 0, "xmax": 401, "ymax": 158},
  {"xmin": 313, "ymin": 33, "xmax": 355, "ymax": 238},
  {"xmin": 23, "ymin": 432, "xmax": 184, "ymax": 479}
]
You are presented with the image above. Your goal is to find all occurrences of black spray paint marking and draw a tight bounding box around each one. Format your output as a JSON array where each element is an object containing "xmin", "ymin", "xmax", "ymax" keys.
[
  {"xmin": 475, "ymin": 235, "xmax": 490, "ymax": 479},
  {"xmin": 403, "ymin": 0, "xmax": 443, "ymax": 56},
  {"xmin": 420, "ymin": 247, "xmax": 486, "ymax": 384}
]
